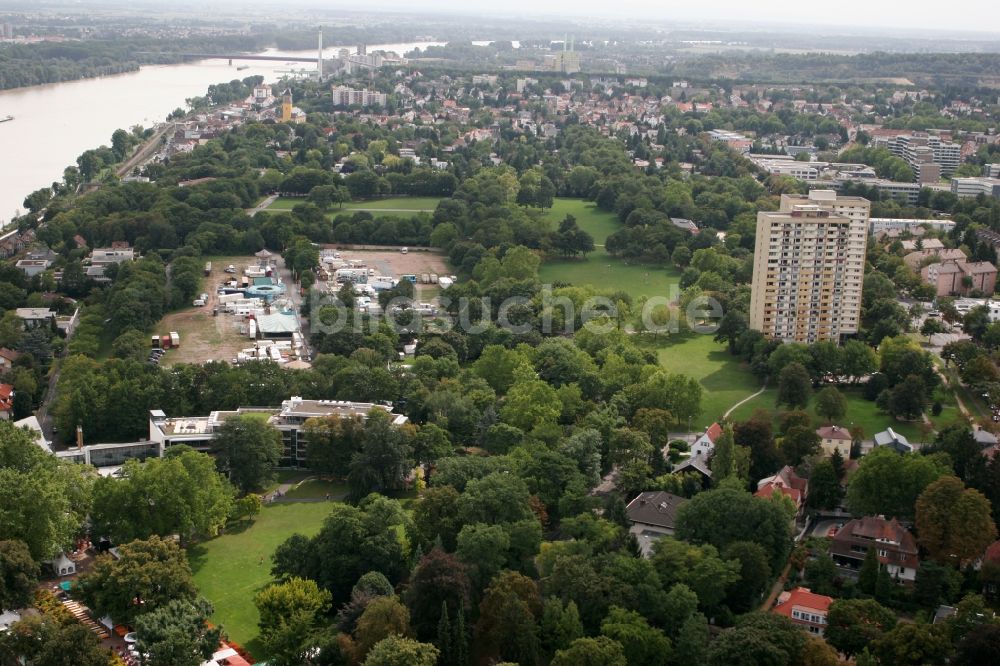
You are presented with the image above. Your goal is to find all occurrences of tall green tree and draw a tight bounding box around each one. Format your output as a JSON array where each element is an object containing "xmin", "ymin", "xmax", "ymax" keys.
[
  {"xmin": 675, "ymin": 487, "xmax": 793, "ymax": 572},
  {"xmin": 404, "ymin": 549, "xmax": 472, "ymax": 640},
  {"xmin": 600, "ymin": 606, "xmax": 671, "ymax": 666},
  {"xmin": 814, "ymin": 386, "xmax": 847, "ymax": 423},
  {"xmin": 362, "ymin": 635, "xmax": 439, "ymax": 666},
  {"xmin": 550, "ymin": 636, "xmax": 627, "ymax": 666},
  {"xmin": 255, "ymin": 577, "xmax": 332, "ymax": 666},
  {"xmin": 825, "ymin": 599, "xmax": 897, "ymax": 658},
  {"xmin": 0, "ymin": 615, "xmax": 112, "ymax": 666},
  {"xmin": 707, "ymin": 613, "xmax": 805, "ymax": 666},
  {"xmin": 776, "ymin": 362, "xmax": 812, "ymax": 410},
  {"xmin": 0, "ymin": 421, "xmax": 93, "ymax": 560},
  {"xmin": 915, "ymin": 475, "xmax": 998, "ymax": 566},
  {"xmin": 0, "ymin": 540, "xmax": 39, "ymax": 611},
  {"xmin": 474, "ymin": 571, "xmax": 542, "ymax": 665},
  {"xmin": 78, "ymin": 536, "xmax": 199, "ymax": 625},
  {"xmin": 846, "ymin": 447, "xmax": 950, "ymax": 520},
  {"xmin": 873, "ymin": 622, "xmax": 951, "ymax": 666},
  {"xmin": 210, "ymin": 415, "xmax": 283, "ymax": 493},
  {"xmin": 89, "ymin": 448, "xmax": 234, "ymax": 544},
  {"xmin": 133, "ymin": 597, "xmax": 221, "ymax": 666}
]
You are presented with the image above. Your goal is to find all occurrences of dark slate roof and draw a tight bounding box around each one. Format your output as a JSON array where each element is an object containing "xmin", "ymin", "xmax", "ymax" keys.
[{"xmin": 626, "ymin": 491, "xmax": 688, "ymax": 530}]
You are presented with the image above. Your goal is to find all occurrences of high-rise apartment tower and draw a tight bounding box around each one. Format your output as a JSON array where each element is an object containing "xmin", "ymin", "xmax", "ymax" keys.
[{"xmin": 749, "ymin": 190, "xmax": 870, "ymax": 344}]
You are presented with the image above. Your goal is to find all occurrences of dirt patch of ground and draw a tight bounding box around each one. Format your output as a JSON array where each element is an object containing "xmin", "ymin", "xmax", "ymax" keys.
[{"xmin": 157, "ymin": 256, "xmax": 266, "ymax": 366}]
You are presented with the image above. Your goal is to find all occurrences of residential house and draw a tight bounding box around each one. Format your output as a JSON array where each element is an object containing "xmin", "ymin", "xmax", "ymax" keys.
[
  {"xmin": 14, "ymin": 308, "xmax": 54, "ymax": 329},
  {"xmin": 816, "ymin": 425, "xmax": 852, "ymax": 458},
  {"xmin": 673, "ymin": 454, "xmax": 713, "ymax": 487},
  {"xmin": 829, "ymin": 516, "xmax": 920, "ymax": 582},
  {"xmin": 0, "ymin": 384, "xmax": 12, "ymax": 420},
  {"xmin": 755, "ymin": 465, "xmax": 808, "ymax": 515},
  {"xmin": 14, "ymin": 258, "xmax": 51, "ymax": 277},
  {"xmin": 89, "ymin": 245, "xmax": 135, "ymax": 265},
  {"xmin": 626, "ymin": 491, "xmax": 689, "ymax": 557},
  {"xmin": 670, "ymin": 218, "xmax": 699, "ymax": 234},
  {"xmin": 771, "ymin": 587, "xmax": 833, "ymax": 635},
  {"xmin": 973, "ymin": 428, "xmax": 998, "ymax": 450},
  {"xmin": 0, "ymin": 347, "xmax": 19, "ymax": 372},
  {"xmin": 691, "ymin": 422, "xmax": 722, "ymax": 458},
  {"xmin": 873, "ymin": 428, "xmax": 914, "ymax": 453},
  {"xmin": 13, "ymin": 415, "xmax": 50, "ymax": 453}
]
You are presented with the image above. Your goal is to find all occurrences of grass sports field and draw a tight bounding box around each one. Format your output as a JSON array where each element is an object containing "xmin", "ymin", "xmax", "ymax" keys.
[
  {"xmin": 538, "ymin": 199, "xmax": 681, "ymax": 300},
  {"xmin": 188, "ymin": 502, "xmax": 333, "ymax": 654},
  {"xmin": 268, "ymin": 196, "xmax": 441, "ymax": 212}
]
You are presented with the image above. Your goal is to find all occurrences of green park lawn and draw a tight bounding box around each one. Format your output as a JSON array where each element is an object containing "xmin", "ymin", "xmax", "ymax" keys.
[
  {"xmin": 642, "ymin": 335, "xmax": 764, "ymax": 430},
  {"xmin": 267, "ymin": 196, "xmax": 441, "ymax": 212},
  {"xmin": 727, "ymin": 386, "xmax": 927, "ymax": 442},
  {"xmin": 188, "ymin": 502, "xmax": 332, "ymax": 654},
  {"xmin": 283, "ymin": 478, "xmax": 348, "ymax": 500},
  {"xmin": 538, "ymin": 199, "xmax": 680, "ymax": 300}
]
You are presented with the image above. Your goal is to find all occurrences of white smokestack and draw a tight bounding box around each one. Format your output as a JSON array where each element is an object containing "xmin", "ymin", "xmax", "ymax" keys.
[{"xmin": 317, "ymin": 30, "xmax": 324, "ymax": 79}]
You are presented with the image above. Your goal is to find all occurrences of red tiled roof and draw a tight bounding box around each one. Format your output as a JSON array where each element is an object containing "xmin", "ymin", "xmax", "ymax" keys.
[
  {"xmin": 984, "ymin": 539, "xmax": 1000, "ymax": 564},
  {"xmin": 772, "ymin": 587, "xmax": 832, "ymax": 619},
  {"xmin": 755, "ymin": 483, "xmax": 802, "ymax": 506},
  {"xmin": 0, "ymin": 384, "xmax": 13, "ymax": 411},
  {"xmin": 705, "ymin": 422, "xmax": 723, "ymax": 443}
]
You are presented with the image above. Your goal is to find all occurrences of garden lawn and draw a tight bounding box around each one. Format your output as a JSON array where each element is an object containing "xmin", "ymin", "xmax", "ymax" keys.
[
  {"xmin": 188, "ymin": 502, "xmax": 332, "ymax": 654},
  {"xmin": 643, "ymin": 335, "xmax": 764, "ymax": 430},
  {"xmin": 267, "ymin": 196, "xmax": 441, "ymax": 212},
  {"xmin": 539, "ymin": 199, "xmax": 680, "ymax": 300}
]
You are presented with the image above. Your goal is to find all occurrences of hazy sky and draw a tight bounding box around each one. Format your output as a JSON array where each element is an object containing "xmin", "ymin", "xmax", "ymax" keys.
[{"xmin": 346, "ymin": 0, "xmax": 1000, "ymax": 34}]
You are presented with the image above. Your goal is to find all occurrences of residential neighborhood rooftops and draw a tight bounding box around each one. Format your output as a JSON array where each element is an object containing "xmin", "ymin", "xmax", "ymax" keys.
[
  {"xmin": 830, "ymin": 516, "xmax": 920, "ymax": 572},
  {"xmin": 772, "ymin": 587, "xmax": 832, "ymax": 619},
  {"xmin": 674, "ymin": 453, "xmax": 713, "ymax": 478},
  {"xmin": 874, "ymin": 427, "xmax": 913, "ymax": 453},
  {"xmin": 15, "ymin": 307, "xmax": 54, "ymax": 320},
  {"xmin": 626, "ymin": 491, "xmax": 687, "ymax": 531}
]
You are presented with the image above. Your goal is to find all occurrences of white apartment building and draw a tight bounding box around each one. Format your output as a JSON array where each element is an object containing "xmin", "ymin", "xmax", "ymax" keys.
[
  {"xmin": 882, "ymin": 133, "xmax": 961, "ymax": 178},
  {"xmin": 868, "ymin": 217, "xmax": 956, "ymax": 235},
  {"xmin": 750, "ymin": 191, "xmax": 870, "ymax": 344},
  {"xmin": 951, "ymin": 176, "xmax": 1000, "ymax": 199},
  {"xmin": 330, "ymin": 86, "xmax": 388, "ymax": 107}
]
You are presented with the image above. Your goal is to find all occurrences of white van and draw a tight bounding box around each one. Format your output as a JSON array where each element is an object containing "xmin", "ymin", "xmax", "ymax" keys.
[{"xmin": 400, "ymin": 247, "xmax": 408, "ymax": 254}]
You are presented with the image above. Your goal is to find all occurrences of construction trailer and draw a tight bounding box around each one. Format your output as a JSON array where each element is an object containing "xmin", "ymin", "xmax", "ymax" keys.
[
  {"xmin": 169, "ymin": 332, "xmax": 180, "ymax": 348},
  {"xmin": 204, "ymin": 262, "xmax": 212, "ymax": 276}
]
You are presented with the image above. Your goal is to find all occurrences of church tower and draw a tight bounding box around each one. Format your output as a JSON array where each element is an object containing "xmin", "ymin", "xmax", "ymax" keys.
[{"xmin": 281, "ymin": 88, "xmax": 292, "ymax": 122}]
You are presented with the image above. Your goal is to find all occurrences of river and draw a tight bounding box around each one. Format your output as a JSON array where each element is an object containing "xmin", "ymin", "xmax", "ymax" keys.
[{"xmin": 0, "ymin": 39, "xmax": 509, "ymax": 227}]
